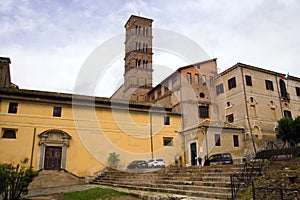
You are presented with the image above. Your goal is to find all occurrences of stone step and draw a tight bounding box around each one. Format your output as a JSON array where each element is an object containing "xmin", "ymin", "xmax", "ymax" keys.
[
  {"xmin": 91, "ymin": 182, "xmax": 230, "ymax": 199},
  {"xmin": 156, "ymin": 179, "xmax": 231, "ymax": 187},
  {"xmin": 148, "ymin": 183, "xmax": 231, "ymax": 193},
  {"xmin": 95, "ymin": 184, "xmax": 218, "ymax": 200}
]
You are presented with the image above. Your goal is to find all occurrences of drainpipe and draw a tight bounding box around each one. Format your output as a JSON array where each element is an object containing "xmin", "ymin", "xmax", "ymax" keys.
[
  {"xmin": 150, "ymin": 112, "xmax": 153, "ymax": 159},
  {"xmin": 240, "ymin": 67, "xmax": 257, "ymax": 153},
  {"xmin": 204, "ymin": 127, "xmax": 208, "ymax": 158},
  {"xmin": 30, "ymin": 128, "xmax": 36, "ymax": 168},
  {"xmin": 179, "ymin": 72, "xmax": 187, "ymax": 166}
]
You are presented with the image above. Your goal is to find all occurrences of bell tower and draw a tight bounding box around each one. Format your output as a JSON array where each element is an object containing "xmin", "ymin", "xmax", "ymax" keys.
[
  {"xmin": 111, "ymin": 15, "xmax": 153, "ymax": 102},
  {"xmin": 124, "ymin": 15, "xmax": 153, "ymax": 90},
  {"xmin": 0, "ymin": 57, "xmax": 12, "ymax": 88}
]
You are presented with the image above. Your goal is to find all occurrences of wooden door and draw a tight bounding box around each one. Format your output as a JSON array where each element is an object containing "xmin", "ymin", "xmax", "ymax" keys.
[{"xmin": 44, "ymin": 146, "xmax": 62, "ymax": 170}]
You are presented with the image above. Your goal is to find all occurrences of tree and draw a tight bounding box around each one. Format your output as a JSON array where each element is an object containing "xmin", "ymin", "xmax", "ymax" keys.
[
  {"xmin": 276, "ymin": 116, "xmax": 300, "ymax": 147},
  {"xmin": 107, "ymin": 152, "xmax": 120, "ymax": 168},
  {"xmin": 0, "ymin": 158, "xmax": 38, "ymax": 200}
]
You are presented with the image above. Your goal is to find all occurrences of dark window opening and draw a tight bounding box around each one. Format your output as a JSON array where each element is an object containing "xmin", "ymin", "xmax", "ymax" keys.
[
  {"xmin": 215, "ymin": 134, "xmax": 221, "ymax": 146},
  {"xmin": 233, "ymin": 135, "xmax": 239, "ymax": 147},
  {"xmin": 199, "ymin": 105, "xmax": 209, "ymax": 118},
  {"xmin": 227, "ymin": 114, "xmax": 234, "ymax": 123},
  {"xmin": 163, "ymin": 137, "xmax": 173, "ymax": 146},
  {"xmin": 216, "ymin": 84, "xmax": 224, "ymax": 95},
  {"xmin": 226, "ymin": 102, "xmax": 231, "ymax": 107},
  {"xmin": 250, "ymin": 97, "xmax": 254, "ymax": 103},
  {"xmin": 296, "ymin": 87, "xmax": 300, "ymax": 96},
  {"xmin": 199, "ymin": 92, "xmax": 205, "ymax": 98},
  {"xmin": 164, "ymin": 116, "xmax": 170, "ymax": 125},
  {"xmin": 2, "ymin": 130, "xmax": 16, "ymax": 139},
  {"xmin": 283, "ymin": 110, "xmax": 292, "ymax": 118},
  {"xmin": 8, "ymin": 102, "xmax": 18, "ymax": 114},
  {"xmin": 279, "ymin": 79, "xmax": 288, "ymax": 99},
  {"xmin": 265, "ymin": 80, "xmax": 274, "ymax": 91},
  {"xmin": 245, "ymin": 75, "xmax": 252, "ymax": 86},
  {"xmin": 228, "ymin": 77, "xmax": 236, "ymax": 90},
  {"xmin": 53, "ymin": 106, "xmax": 62, "ymax": 117}
]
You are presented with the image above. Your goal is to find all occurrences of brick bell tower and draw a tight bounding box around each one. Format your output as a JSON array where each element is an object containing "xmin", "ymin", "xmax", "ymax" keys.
[{"xmin": 111, "ymin": 15, "xmax": 153, "ymax": 102}]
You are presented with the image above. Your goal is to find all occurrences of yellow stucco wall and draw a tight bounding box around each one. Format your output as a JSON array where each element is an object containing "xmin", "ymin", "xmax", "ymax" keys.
[{"xmin": 0, "ymin": 98, "xmax": 181, "ymax": 176}]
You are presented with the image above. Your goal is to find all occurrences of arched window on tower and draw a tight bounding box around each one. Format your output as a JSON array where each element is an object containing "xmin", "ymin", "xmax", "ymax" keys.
[
  {"xmin": 144, "ymin": 27, "xmax": 148, "ymax": 35},
  {"xmin": 136, "ymin": 42, "xmax": 139, "ymax": 51},
  {"xmin": 136, "ymin": 59, "xmax": 141, "ymax": 68},
  {"xmin": 145, "ymin": 44, "xmax": 148, "ymax": 52},
  {"xmin": 142, "ymin": 60, "xmax": 148, "ymax": 69}
]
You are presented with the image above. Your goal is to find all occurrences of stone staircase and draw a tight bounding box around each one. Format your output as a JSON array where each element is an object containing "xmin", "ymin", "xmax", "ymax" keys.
[{"xmin": 90, "ymin": 164, "xmax": 244, "ymax": 199}]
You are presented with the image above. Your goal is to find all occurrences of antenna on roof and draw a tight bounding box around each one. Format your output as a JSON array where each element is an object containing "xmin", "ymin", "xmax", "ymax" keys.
[{"xmin": 138, "ymin": 11, "xmax": 141, "ymax": 16}]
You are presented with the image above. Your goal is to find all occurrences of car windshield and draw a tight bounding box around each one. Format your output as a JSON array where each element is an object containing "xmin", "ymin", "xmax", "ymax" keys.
[{"xmin": 156, "ymin": 159, "xmax": 163, "ymax": 161}]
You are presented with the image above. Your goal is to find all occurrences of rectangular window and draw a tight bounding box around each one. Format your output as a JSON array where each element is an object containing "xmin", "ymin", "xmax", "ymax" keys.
[
  {"xmin": 216, "ymin": 84, "xmax": 224, "ymax": 95},
  {"xmin": 187, "ymin": 73, "xmax": 192, "ymax": 84},
  {"xmin": 233, "ymin": 135, "xmax": 239, "ymax": 147},
  {"xmin": 53, "ymin": 106, "xmax": 62, "ymax": 117},
  {"xmin": 228, "ymin": 77, "xmax": 236, "ymax": 90},
  {"xmin": 202, "ymin": 75, "xmax": 207, "ymax": 85},
  {"xmin": 163, "ymin": 137, "xmax": 173, "ymax": 146},
  {"xmin": 164, "ymin": 116, "xmax": 170, "ymax": 125},
  {"xmin": 283, "ymin": 110, "xmax": 292, "ymax": 118},
  {"xmin": 8, "ymin": 102, "xmax": 18, "ymax": 114},
  {"xmin": 198, "ymin": 105, "xmax": 209, "ymax": 118},
  {"xmin": 209, "ymin": 76, "xmax": 214, "ymax": 87},
  {"xmin": 296, "ymin": 87, "xmax": 300, "ymax": 96},
  {"xmin": 2, "ymin": 129, "xmax": 17, "ymax": 139},
  {"xmin": 195, "ymin": 74, "xmax": 199, "ymax": 85},
  {"xmin": 265, "ymin": 80, "xmax": 274, "ymax": 91},
  {"xmin": 215, "ymin": 134, "xmax": 221, "ymax": 146},
  {"xmin": 245, "ymin": 75, "xmax": 252, "ymax": 86}
]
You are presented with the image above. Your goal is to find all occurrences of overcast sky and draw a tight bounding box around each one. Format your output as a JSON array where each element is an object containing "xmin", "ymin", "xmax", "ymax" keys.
[{"xmin": 1, "ymin": 0, "xmax": 299, "ymax": 97}]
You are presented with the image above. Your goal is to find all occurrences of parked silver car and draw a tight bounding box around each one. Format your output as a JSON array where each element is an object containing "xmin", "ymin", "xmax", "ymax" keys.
[{"xmin": 147, "ymin": 158, "xmax": 166, "ymax": 168}]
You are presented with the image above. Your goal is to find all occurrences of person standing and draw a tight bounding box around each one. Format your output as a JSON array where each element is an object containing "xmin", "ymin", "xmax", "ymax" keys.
[{"xmin": 197, "ymin": 156, "xmax": 202, "ymax": 166}]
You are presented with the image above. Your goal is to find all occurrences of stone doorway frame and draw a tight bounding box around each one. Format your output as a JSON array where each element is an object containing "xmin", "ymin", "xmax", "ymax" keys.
[{"xmin": 38, "ymin": 129, "xmax": 71, "ymax": 170}]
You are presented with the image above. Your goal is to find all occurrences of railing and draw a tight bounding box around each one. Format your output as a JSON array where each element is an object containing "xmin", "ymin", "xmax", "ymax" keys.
[
  {"xmin": 251, "ymin": 181, "xmax": 300, "ymax": 200},
  {"xmin": 230, "ymin": 156, "xmax": 265, "ymax": 199},
  {"xmin": 230, "ymin": 142, "xmax": 300, "ymax": 199}
]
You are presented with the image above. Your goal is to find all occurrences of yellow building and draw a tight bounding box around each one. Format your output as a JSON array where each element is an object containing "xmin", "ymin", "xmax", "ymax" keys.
[{"xmin": 0, "ymin": 87, "xmax": 181, "ymax": 176}]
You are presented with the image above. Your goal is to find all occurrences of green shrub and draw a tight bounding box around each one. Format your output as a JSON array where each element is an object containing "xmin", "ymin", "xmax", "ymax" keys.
[{"xmin": 0, "ymin": 158, "xmax": 38, "ymax": 200}]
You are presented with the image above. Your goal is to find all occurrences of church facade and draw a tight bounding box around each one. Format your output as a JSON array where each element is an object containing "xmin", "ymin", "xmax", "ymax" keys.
[{"xmin": 1, "ymin": 15, "xmax": 300, "ymax": 176}]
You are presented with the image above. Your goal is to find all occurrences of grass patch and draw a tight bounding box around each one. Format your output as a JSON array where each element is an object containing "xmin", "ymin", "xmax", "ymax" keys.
[
  {"xmin": 294, "ymin": 157, "xmax": 300, "ymax": 161},
  {"xmin": 60, "ymin": 188, "xmax": 127, "ymax": 200}
]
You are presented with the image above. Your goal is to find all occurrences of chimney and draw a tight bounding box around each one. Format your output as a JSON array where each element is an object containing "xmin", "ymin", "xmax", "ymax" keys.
[{"xmin": 0, "ymin": 57, "xmax": 12, "ymax": 88}]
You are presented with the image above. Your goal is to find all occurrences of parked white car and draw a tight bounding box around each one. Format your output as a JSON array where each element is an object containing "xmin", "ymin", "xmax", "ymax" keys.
[{"xmin": 147, "ymin": 158, "xmax": 166, "ymax": 168}]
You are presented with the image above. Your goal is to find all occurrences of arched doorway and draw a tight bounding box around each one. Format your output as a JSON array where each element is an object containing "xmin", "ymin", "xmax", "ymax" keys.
[{"xmin": 38, "ymin": 129, "xmax": 71, "ymax": 170}]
